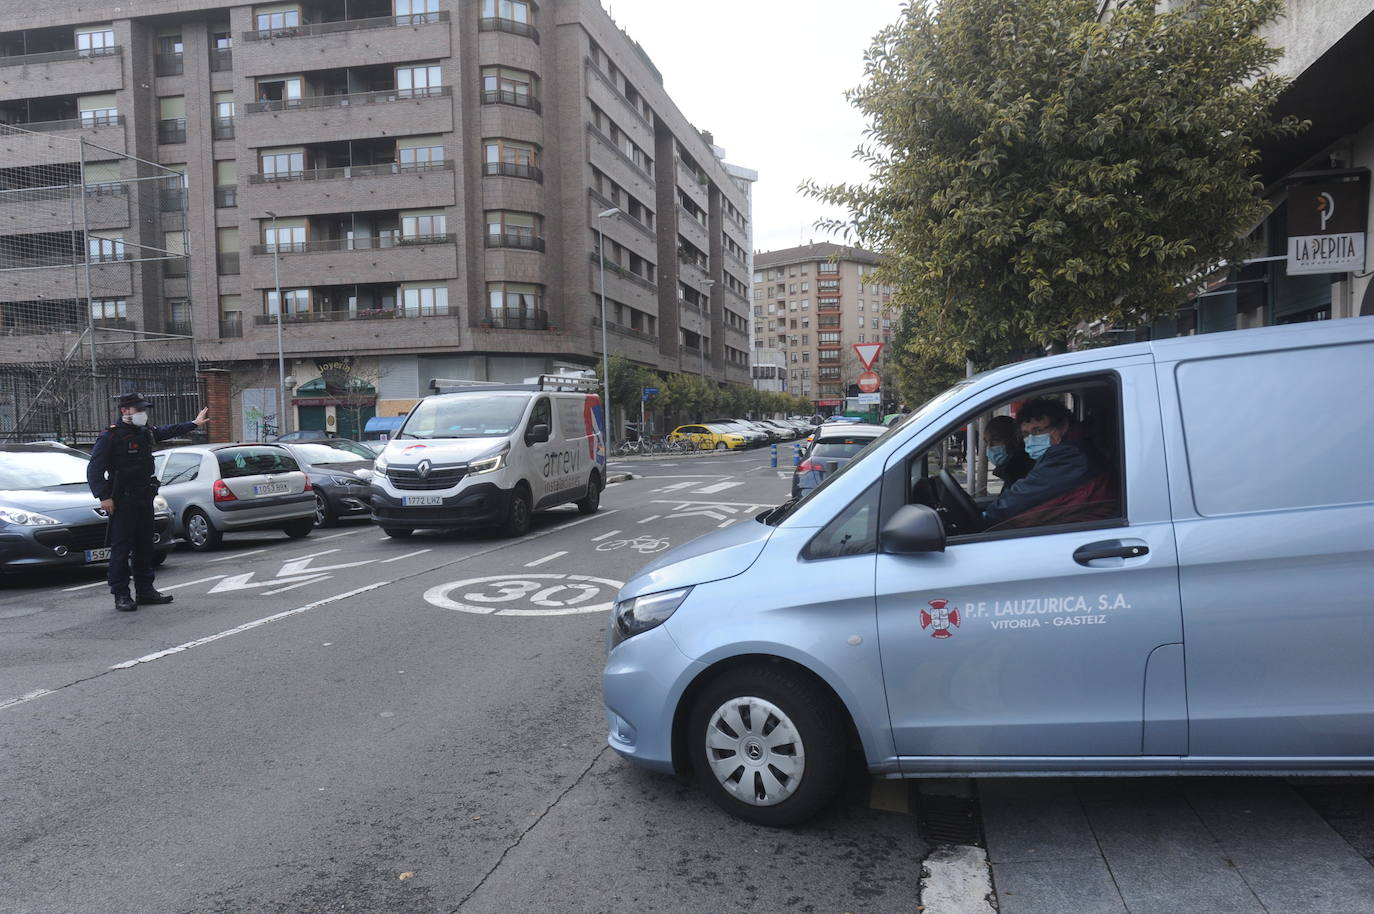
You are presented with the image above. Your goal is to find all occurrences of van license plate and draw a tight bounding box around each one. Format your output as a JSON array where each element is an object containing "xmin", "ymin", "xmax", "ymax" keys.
[
  {"xmin": 402, "ymin": 495, "xmax": 443, "ymax": 506},
  {"xmin": 254, "ymin": 482, "xmax": 289, "ymax": 496},
  {"xmin": 85, "ymin": 547, "xmax": 111, "ymax": 562}
]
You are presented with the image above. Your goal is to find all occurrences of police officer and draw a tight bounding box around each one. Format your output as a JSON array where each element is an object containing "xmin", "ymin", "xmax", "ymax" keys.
[{"xmin": 87, "ymin": 393, "xmax": 209, "ymax": 612}]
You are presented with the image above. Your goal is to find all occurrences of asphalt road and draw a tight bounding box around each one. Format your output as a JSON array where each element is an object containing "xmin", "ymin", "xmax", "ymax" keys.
[
  {"xmin": 0, "ymin": 449, "xmax": 925, "ymax": 914},
  {"xmin": 3, "ymin": 446, "xmax": 1371, "ymax": 913}
]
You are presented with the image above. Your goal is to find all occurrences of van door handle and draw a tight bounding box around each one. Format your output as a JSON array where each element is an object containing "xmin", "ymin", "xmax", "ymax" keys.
[{"xmin": 1073, "ymin": 540, "xmax": 1149, "ymax": 564}]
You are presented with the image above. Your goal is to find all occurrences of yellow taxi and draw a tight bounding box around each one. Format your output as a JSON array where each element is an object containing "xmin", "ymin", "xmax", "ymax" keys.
[{"xmin": 669, "ymin": 424, "xmax": 746, "ymax": 450}]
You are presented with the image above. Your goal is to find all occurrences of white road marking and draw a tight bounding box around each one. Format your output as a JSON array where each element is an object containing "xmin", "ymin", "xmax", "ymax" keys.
[
  {"xmin": 651, "ymin": 499, "xmax": 775, "ymax": 507},
  {"xmin": 209, "ymin": 572, "xmax": 330, "ymax": 594},
  {"xmin": 282, "ymin": 548, "xmax": 342, "ymax": 562},
  {"xmin": 62, "ymin": 581, "xmax": 108, "ymax": 592},
  {"xmin": 316, "ymin": 529, "xmax": 364, "ymax": 540},
  {"xmin": 160, "ymin": 574, "xmax": 228, "ymax": 591},
  {"xmin": 524, "ymin": 551, "xmax": 566, "ymax": 567},
  {"xmin": 919, "ymin": 845, "xmax": 996, "ymax": 914},
  {"xmin": 717, "ymin": 519, "xmax": 736, "ymax": 528},
  {"xmin": 109, "ymin": 582, "xmax": 391, "ymax": 671},
  {"xmin": 590, "ymin": 529, "xmax": 621, "ymax": 542},
  {"xmin": 693, "ymin": 481, "xmax": 744, "ymax": 494},
  {"xmin": 208, "ymin": 549, "xmax": 265, "ymax": 563},
  {"xmin": 262, "ymin": 579, "xmax": 326, "ymax": 596},
  {"xmin": 651, "ymin": 482, "xmax": 697, "ymax": 493},
  {"xmin": 380, "ymin": 548, "xmax": 432, "ymax": 564},
  {"xmin": 424, "ymin": 573, "xmax": 623, "ymax": 616},
  {"xmin": 637, "ymin": 514, "xmax": 661, "ymax": 524},
  {"xmin": 0, "ymin": 688, "xmax": 53, "ymax": 711}
]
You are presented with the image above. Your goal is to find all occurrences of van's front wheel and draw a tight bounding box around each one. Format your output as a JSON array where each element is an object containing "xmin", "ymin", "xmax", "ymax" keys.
[
  {"xmin": 503, "ymin": 485, "xmax": 532, "ymax": 537},
  {"xmin": 688, "ymin": 665, "xmax": 846, "ymax": 827},
  {"xmin": 575, "ymin": 472, "xmax": 601, "ymax": 515}
]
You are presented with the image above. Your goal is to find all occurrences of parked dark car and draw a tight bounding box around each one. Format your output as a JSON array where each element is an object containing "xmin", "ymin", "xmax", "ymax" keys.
[
  {"xmin": 277, "ymin": 438, "xmax": 377, "ymax": 526},
  {"xmin": 791, "ymin": 423, "xmax": 888, "ymax": 499},
  {"xmin": 0, "ymin": 443, "xmax": 173, "ymax": 573}
]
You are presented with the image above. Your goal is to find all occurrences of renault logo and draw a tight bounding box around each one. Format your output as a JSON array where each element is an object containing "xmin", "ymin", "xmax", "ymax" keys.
[{"xmin": 416, "ymin": 459, "xmax": 432, "ymax": 479}]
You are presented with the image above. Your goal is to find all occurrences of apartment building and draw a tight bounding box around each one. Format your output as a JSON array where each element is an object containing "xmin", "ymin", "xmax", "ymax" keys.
[
  {"xmin": 751, "ymin": 243, "xmax": 894, "ymax": 410},
  {"xmin": 0, "ymin": 0, "xmax": 755, "ymax": 438}
]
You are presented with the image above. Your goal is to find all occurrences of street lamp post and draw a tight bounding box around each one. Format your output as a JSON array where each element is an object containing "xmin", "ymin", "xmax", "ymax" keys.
[
  {"xmin": 265, "ymin": 210, "xmax": 288, "ymax": 438},
  {"xmin": 699, "ymin": 279, "xmax": 715, "ymax": 377},
  {"xmin": 595, "ymin": 206, "xmax": 620, "ymax": 446}
]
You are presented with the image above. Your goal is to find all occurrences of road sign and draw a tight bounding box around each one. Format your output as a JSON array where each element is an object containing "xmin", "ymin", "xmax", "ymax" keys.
[
  {"xmin": 641, "ymin": 386, "xmax": 659, "ymax": 401},
  {"xmin": 853, "ymin": 342, "xmax": 883, "ymax": 369},
  {"xmin": 857, "ymin": 371, "xmax": 880, "ymax": 393}
]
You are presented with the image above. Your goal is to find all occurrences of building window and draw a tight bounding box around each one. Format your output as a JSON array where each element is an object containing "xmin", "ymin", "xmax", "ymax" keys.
[
  {"xmin": 80, "ymin": 107, "xmax": 118, "ymax": 126},
  {"xmin": 402, "ymin": 212, "xmax": 446, "ymax": 240},
  {"xmin": 396, "ymin": 0, "xmax": 440, "ymax": 20},
  {"xmin": 487, "ymin": 211, "xmax": 539, "ymax": 238},
  {"xmin": 265, "ymin": 289, "xmax": 310, "ymax": 315},
  {"xmin": 396, "ymin": 64, "xmax": 442, "ymax": 98},
  {"xmin": 399, "ymin": 144, "xmax": 444, "ymax": 167},
  {"xmin": 87, "ymin": 236, "xmax": 125, "ymax": 262},
  {"xmin": 483, "ymin": 139, "xmax": 540, "ymax": 178},
  {"xmin": 483, "ymin": 0, "xmax": 531, "ymax": 22},
  {"xmin": 481, "ymin": 67, "xmax": 538, "ymax": 108},
  {"xmin": 402, "ymin": 286, "xmax": 448, "ymax": 316},
  {"xmin": 76, "ymin": 29, "xmax": 115, "ymax": 55},
  {"xmin": 256, "ymin": 10, "xmax": 300, "ymax": 32},
  {"xmin": 488, "ymin": 281, "xmax": 541, "ymax": 313},
  {"xmin": 260, "ymin": 151, "xmax": 304, "ymax": 178},
  {"xmin": 263, "ymin": 224, "xmax": 304, "ymax": 252},
  {"xmin": 91, "ymin": 298, "xmax": 126, "ymax": 319}
]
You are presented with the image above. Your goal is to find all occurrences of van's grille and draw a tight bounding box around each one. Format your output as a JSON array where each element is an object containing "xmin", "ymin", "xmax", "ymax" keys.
[{"xmin": 386, "ymin": 466, "xmax": 467, "ymax": 490}]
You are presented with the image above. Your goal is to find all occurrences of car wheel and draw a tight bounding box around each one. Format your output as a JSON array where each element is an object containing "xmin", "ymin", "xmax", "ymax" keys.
[
  {"xmin": 282, "ymin": 518, "xmax": 313, "ymax": 539},
  {"xmin": 184, "ymin": 508, "xmax": 222, "ymax": 551},
  {"xmin": 503, "ymin": 485, "xmax": 532, "ymax": 537},
  {"xmin": 575, "ymin": 472, "xmax": 601, "ymax": 515},
  {"xmin": 382, "ymin": 527, "xmax": 413, "ymax": 538},
  {"xmin": 688, "ymin": 665, "xmax": 846, "ymax": 827},
  {"xmin": 312, "ymin": 492, "xmax": 333, "ymax": 528},
  {"xmin": 715, "ymin": 441, "xmax": 727, "ymax": 450}
]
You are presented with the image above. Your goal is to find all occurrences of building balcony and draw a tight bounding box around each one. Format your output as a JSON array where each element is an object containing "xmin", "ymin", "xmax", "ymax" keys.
[
  {"xmin": 217, "ymin": 252, "xmax": 240, "ymax": 275},
  {"xmin": 241, "ymin": 161, "xmax": 456, "ymax": 215},
  {"xmin": 591, "ymin": 315, "xmax": 657, "ymax": 346},
  {"xmin": 210, "ymin": 48, "xmax": 233, "ymax": 72},
  {"xmin": 154, "ymin": 52, "xmax": 183, "ymax": 76},
  {"xmin": 157, "ymin": 118, "xmax": 186, "ymax": 145},
  {"xmin": 483, "ymin": 161, "xmax": 543, "ymax": 183},
  {"xmin": 248, "ymin": 233, "xmax": 454, "ymax": 257},
  {"xmin": 238, "ymin": 88, "xmax": 451, "ymax": 147},
  {"xmin": 485, "ymin": 232, "xmax": 545, "ymax": 252},
  {"xmin": 0, "ymin": 185, "xmax": 129, "ymax": 235},
  {"xmin": 214, "ymin": 185, "xmax": 238, "ymax": 208},
  {"xmin": 481, "ymin": 89, "xmax": 541, "ymax": 114},
  {"xmin": 212, "ymin": 116, "xmax": 235, "ymax": 140},
  {"xmin": 165, "ymin": 320, "xmax": 194, "ymax": 337},
  {"xmin": 252, "ymin": 306, "xmax": 448, "ymax": 327},
  {"xmin": 589, "ymin": 253, "xmax": 657, "ymax": 293},
  {"xmin": 219, "ymin": 314, "xmax": 243, "ymax": 337},
  {"xmin": 247, "ymin": 235, "xmax": 458, "ymax": 287},
  {"xmin": 0, "ymin": 48, "xmax": 123, "ymax": 103},
  {"xmin": 481, "ymin": 308, "xmax": 547, "ymax": 330},
  {"xmin": 478, "ymin": 17, "xmax": 539, "ymax": 42},
  {"xmin": 238, "ymin": 13, "xmax": 451, "ymax": 75}
]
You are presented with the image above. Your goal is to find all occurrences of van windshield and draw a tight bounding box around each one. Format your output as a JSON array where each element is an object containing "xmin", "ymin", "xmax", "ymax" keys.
[{"xmin": 401, "ymin": 394, "xmax": 529, "ymax": 439}]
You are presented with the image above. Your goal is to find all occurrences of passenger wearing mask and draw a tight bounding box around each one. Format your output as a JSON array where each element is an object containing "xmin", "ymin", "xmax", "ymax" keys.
[
  {"xmin": 982, "ymin": 398, "xmax": 1113, "ymax": 528},
  {"xmin": 984, "ymin": 415, "xmax": 1034, "ymax": 489}
]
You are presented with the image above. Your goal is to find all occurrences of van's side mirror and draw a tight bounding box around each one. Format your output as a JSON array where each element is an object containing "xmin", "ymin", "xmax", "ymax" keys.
[
  {"xmin": 527, "ymin": 423, "xmax": 551, "ymax": 444},
  {"xmin": 880, "ymin": 504, "xmax": 946, "ymax": 554}
]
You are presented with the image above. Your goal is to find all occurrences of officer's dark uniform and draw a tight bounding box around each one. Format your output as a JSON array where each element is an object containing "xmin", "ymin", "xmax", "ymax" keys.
[{"xmin": 87, "ymin": 393, "xmax": 197, "ymax": 611}]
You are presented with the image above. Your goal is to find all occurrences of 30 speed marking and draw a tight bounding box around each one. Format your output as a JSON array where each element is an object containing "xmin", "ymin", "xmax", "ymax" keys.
[{"xmin": 422, "ymin": 573, "xmax": 625, "ymax": 616}]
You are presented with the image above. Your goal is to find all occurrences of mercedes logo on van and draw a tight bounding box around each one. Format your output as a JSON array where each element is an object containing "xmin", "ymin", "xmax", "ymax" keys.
[{"xmin": 416, "ymin": 459, "xmax": 432, "ymax": 479}]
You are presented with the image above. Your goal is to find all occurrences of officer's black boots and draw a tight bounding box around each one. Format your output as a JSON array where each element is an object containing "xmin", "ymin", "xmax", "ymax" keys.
[
  {"xmin": 114, "ymin": 594, "xmax": 137, "ymax": 612},
  {"xmin": 136, "ymin": 588, "xmax": 174, "ymax": 605}
]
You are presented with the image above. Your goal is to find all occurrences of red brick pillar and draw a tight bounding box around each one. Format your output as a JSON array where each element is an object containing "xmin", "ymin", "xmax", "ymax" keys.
[{"xmin": 198, "ymin": 368, "xmax": 232, "ymax": 443}]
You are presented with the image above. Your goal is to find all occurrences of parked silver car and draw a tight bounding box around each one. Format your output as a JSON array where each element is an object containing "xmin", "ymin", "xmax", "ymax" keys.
[
  {"xmin": 0, "ymin": 443, "xmax": 174, "ymax": 573},
  {"xmin": 154, "ymin": 443, "xmax": 315, "ymax": 551}
]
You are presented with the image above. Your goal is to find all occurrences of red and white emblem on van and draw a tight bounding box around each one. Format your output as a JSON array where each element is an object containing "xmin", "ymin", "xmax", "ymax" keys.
[{"xmin": 920, "ymin": 599, "xmax": 960, "ymax": 639}]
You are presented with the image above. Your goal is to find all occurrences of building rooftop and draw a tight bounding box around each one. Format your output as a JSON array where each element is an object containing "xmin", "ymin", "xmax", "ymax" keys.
[{"xmin": 753, "ymin": 242, "xmax": 881, "ymax": 270}]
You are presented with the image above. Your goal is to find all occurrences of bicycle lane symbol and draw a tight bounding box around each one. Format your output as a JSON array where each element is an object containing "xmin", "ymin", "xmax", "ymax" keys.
[
  {"xmin": 423, "ymin": 573, "xmax": 625, "ymax": 616},
  {"xmin": 595, "ymin": 535, "xmax": 669, "ymax": 554}
]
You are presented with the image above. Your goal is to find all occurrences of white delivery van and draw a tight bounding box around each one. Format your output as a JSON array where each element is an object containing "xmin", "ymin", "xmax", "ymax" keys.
[{"xmin": 370, "ymin": 375, "xmax": 606, "ymax": 538}]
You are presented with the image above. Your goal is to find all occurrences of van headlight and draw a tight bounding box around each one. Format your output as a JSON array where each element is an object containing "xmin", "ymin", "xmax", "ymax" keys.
[
  {"xmin": 373, "ymin": 454, "xmax": 389, "ymax": 472},
  {"xmin": 468, "ymin": 451, "xmax": 507, "ymax": 475},
  {"xmin": 612, "ymin": 587, "xmax": 693, "ymax": 645}
]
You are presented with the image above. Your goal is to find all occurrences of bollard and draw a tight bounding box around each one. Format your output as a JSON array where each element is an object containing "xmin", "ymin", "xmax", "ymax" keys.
[
  {"xmin": 793, "ymin": 443, "xmax": 803, "ymax": 466},
  {"xmin": 770, "ymin": 443, "xmax": 778, "ymax": 468}
]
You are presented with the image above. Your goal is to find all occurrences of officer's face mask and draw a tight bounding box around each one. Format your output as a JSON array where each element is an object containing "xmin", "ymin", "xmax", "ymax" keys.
[{"xmin": 126, "ymin": 410, "xmax": 149, "ymax": 427}]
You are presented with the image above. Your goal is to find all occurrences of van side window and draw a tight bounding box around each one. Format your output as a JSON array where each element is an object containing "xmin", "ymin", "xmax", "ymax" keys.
[
  {"xmin": 528, "ymin": 397, "xmax": 552, "ymax": 434},
  {"xmin": 804, "ymin": 481, "xmax": 879, "ymax": 559},
  {"xmin": 905, "ymin": 375, "xmax": 1125, "ymax": 540}
]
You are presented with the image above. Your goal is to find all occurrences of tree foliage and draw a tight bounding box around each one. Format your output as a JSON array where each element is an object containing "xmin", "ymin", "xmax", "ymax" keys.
[
  {"xmin": 593, "ymin": 358, "xmax": 812, "ymax": 433},
  {"xmin": 806, "ymin": 0, "xmax": 1303, "ymax": 359}
]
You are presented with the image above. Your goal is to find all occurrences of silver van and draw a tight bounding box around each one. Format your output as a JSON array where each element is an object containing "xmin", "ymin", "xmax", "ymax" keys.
[
  {"xmin": 370, "ymin": 375, "xmax": 605, "ymax": 538},
  {"xmin": 602, "ymin": 317, "xmax": 1374, "ymax": 826}
]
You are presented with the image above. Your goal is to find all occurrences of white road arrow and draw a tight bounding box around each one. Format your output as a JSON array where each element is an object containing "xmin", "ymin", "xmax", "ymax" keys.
[
  {"xmin": 276, "ymin": 548, "xmax": 377, "ymax": 577},
  {"xmin": 205, "ymin": 549, "xmax": 376, "ymax": 594},
  {"xmin": 208, "ymin": 571, "xmax": 331, "ymax": 594}
]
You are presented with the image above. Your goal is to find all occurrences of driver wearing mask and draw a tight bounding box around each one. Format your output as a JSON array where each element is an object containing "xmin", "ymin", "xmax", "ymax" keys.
[{"xmin": 982, "ymin": 398, "xmax": 1112, "ymax": 529}]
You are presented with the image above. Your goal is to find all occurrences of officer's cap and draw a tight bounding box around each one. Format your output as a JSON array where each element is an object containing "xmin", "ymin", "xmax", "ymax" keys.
[{"xmin": 115, "ymin": 392, "xmax": 153, "ymax": 410}]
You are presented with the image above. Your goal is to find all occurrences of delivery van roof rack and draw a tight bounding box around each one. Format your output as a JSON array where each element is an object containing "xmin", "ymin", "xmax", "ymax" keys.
[{"xmin": 428, "ymin": 373, "xmax": 601, "ymax": 395}]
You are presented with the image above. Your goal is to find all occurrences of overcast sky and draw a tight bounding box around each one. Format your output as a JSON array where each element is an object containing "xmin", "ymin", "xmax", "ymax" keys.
[{"xmin": 599, "ymin": 0, "xmax": 904, "ymax": 256}]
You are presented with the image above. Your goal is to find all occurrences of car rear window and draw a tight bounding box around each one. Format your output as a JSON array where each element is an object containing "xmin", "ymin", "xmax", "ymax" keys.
[
  {"xmin": 216, "ymin": 447, "xmax": 299, "ymax": 479},
  {"xmin": 813, "ymin": 437, "xmax": 877, "ymax": 459}
]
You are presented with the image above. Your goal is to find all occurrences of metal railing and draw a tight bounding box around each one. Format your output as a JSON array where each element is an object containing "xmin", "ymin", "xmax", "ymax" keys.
[
  {"xmin": 246, "ymin": 159, "xmax": 453, "ymax": 185},
  {"xmin": 154, "ymin": 53, "xmax": 183, "ymax": 76},
  {"xmin": 243, "ymin": 10, "xmax": 448, "ymax": 41},
  {"xmin": 592, "ymin": 315, "xmax": 656, "ymax": 345},
  {"xmin": 478, "ymin": 17, "xmax": 539, "ymax": 41},
  {"xmin": 212, "ymin": 116, "xmax": 235, "ymax": 140},
  {"xmin": 590, "ymin": 253, "xmax": 657, "ymax": 291},
  {"xmin": 483, "ymin": 161, "xmax": 542, "ymax": 182},
  {"xmin": 165, "ymin": 320, "xmax": 193, "ymax": 337},
  {"xmin": 248, "ymin": 232, "xmax": 454, "ymax": 255},
  {"xmin": 210, "ymin": 48, "xmax": 233, "ymax": 71},
  {"xmin": 480, "ymin": 308, "xmax": 547, "ymax": 330},
  {"xmin": 157, "ymin": 118, "xmax": 186, "ymax": 145},
  {"xmin": 485, "ymin": 232, "xmax": 545, "ymax": 251},
  {"xmin": 0, "ymin": 46, "xmax": 121, "ymax": 67},
  {"xmin": 219, "ymin": 315, "xmax": 243, "ymax": 337},
  {"xmin": 245, "ymin": 85, "xmax": 450, "ymax": 114},
  {"xmin": 214, "ymin": 185, "xmax": 237, "ymax": 208},
  {"xmin": 480, "ymin": 89, "xmax": 541, "ymax": 113},
  {"xmin": 217, "ymin": 252, "xmax": 240, "ymax": 275},
  {"xmin": 253, "ymin": 307, "xmax": 446, "ymax": 326},
  {"xmin": 14, "ymin": 114, "xmax": 123, "ymax": 133}
]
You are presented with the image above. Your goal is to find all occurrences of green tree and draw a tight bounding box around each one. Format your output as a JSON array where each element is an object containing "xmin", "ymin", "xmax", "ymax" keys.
[{"xmin": 807, "ymin": 0, "xmax": 1302, "ymax": 359}]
